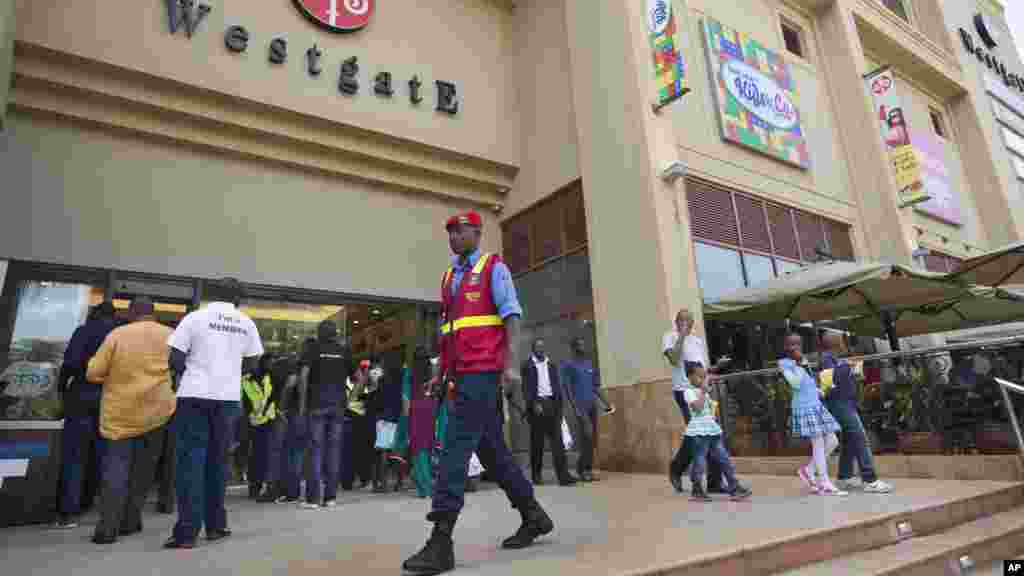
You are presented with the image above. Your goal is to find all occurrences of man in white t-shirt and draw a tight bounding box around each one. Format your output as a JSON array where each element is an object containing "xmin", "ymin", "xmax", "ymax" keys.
[
  {"xmin": 163, "ymin": 278, "xmax": 263, "ymax": 549},
  {"xmin": 662, "ymin": 309, "xmax": 725, "ymax": 494}
]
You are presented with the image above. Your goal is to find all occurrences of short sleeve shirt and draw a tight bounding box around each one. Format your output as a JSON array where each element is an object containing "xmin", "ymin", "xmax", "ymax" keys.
[
  {"xmin": 662, "ymin": 331, "xmax": 709, "ymax": 392},
  {"xmin": 168, "ymin": 302, "xmax": 263, "ymax": 402},
  {"xmin": 683, "ymin": 387, "xmax": 722, "ymax": 437}
]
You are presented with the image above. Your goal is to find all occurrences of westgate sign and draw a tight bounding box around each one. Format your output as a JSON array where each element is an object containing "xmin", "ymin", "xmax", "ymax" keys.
[
  {"xmin": 959, "ymin": 14, "xmax": 1024, "ymax": 99},
  {"xmin": 164, "ymin": 0, "xmax": 459, "ymax": 115}
]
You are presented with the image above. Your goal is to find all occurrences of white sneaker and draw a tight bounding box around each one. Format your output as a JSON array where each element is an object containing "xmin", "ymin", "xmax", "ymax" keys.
[
  {"xmin": 322, "ymin": 499, "xmax": 338, "ymax": 509},
  {"xmin": 836, "ymin": 478, "xmax": 863, "ymax": 491},
  {"xmin": 300, "ymin": 501, "xmax": 321, "ymax": 510},
  {"xmin": 863, "ymin": 480, "xmax": 893, "ymax": 493}
]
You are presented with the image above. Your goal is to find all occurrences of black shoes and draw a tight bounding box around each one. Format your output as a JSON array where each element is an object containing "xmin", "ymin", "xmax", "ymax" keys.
[
  {"xmin": 558, "ymin": 475, "xmax": 577, "ymax": 487},
  {"xmin": 256, "ymin": 485, "xmax": 279, "ymax": 503},
  {"xmin": 403, "ymin": 520, "xmax": 456, "ymax": 575},
  {"xmin": 729, "ymin": 485, "xmax": 753, "ymax": 500},
  {"xmin": 690, "ymin": 483, "xmax": 713, "ymax": 502},
  {"xmin": 91, "ymin": 533, "xmax": 117, "ymax": 545},
  {"xmin": 501, "ymin": 499, "xmax": 554, "ymax": 550},
  {"xmin": 669, "ymin": 471, "xmax": 684, "ymax": 494},
  {"xmin": 206, "ymin": 528, "xmax": 232, "ymax": 542},
  {"xmin": 247, "ymin": 483, "xmax": 261, "ymax": 500},
  {"xmin": 163, "ymin": 536, "xmax": 196, "ymax": 549}
]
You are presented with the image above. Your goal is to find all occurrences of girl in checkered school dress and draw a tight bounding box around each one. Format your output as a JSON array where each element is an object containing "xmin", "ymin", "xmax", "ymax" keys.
[{"xmin": 779, "ymin": 332, "xmax": 846, "ymax": 496}]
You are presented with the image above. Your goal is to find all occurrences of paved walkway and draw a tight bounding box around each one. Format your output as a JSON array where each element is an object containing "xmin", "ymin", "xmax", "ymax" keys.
[{"xmin": 0, "ymin": 474, "xmax": 1019, "ymax": 575}]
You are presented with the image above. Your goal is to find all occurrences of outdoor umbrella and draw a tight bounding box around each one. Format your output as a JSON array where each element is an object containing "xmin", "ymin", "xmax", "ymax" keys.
[
  {"xmin": 703, "ymin": 260, "xmax": 968, "ymax": 325},
  {"xmin": 843, "ymin": 287, "xmax": 1024, "ymax": 339},
  {"xmin": 949, "ymin": 241, "xmax": 1024, "ymax": 288}
]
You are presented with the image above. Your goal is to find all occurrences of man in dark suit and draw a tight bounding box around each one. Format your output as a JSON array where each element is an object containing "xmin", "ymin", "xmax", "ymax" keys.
[{"xmin": 522, "ymin": 339, "xmax": 575, "ymax": 487}]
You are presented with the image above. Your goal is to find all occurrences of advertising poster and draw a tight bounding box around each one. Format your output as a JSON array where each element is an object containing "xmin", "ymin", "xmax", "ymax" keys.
[
  {"xmin": 703, "ymin": 18, "xmax": 810, "ymax": 169},
  {"xmin": 864, "ymin": 66, "xmax": 930, "ymax": 208},
  {"xmin": 647, "ymin": 0, "xmax": 689, "ymax": 109},
  {"xmin": 910, "ymin": 132, "xmax": 961, "ymax": 225}
]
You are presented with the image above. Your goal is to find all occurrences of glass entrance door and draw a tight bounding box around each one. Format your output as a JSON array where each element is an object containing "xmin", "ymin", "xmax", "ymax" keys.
[{"xmin": 111, "ymin": 277, "xmax": 195, "ymax": 329}]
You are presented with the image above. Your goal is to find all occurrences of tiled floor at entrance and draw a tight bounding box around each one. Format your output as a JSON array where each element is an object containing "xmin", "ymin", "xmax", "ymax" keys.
[{"xmin": 2, "ymin": 474, "xmax": 1022, "ymax": 575}]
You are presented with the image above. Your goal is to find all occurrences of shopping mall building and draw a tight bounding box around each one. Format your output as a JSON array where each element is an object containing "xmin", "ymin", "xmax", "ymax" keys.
[{"xmin": 1, "ymin": 0, "xmax": 1023, "ymax": 509}]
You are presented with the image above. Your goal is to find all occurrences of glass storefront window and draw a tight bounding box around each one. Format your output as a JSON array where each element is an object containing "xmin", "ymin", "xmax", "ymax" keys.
[
  {"xmin": 743, "ymin": 253, "xmax": 776, "ymax": 287},
  {"xmin": 232, "ymin": 300, "xmax": 345, "ymax": 358},
  {"xmin": 694, "ymin": 242, "xmax": 744, "ymax": 301},
  {"xmin": 1, "ymin": 281, "xmax": 104, "ymax": 420}
]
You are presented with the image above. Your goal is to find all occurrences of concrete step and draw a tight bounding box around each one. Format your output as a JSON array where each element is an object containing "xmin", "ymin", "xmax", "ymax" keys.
[
  {"xmin": 628, "ymin": 480, "xmax": 1024, "ymax": 576},
  {"xmin": 779, "ymin": 506, "xmax": 1024, "ymax": 576}
]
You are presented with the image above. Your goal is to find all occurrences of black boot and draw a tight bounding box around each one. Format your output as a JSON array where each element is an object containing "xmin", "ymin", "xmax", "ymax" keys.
[
  {"xmin": 501, "ymin": 499, "xmax": 554, "ymax": 549},
  {"xmin": 402, "ymin": 519, "xmax": 455, "ymax": 575}
]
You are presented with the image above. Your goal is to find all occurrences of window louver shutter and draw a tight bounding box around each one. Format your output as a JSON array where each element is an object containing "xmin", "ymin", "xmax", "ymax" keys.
[
  {"xmin": 534, "ymin": 198, "xmax": 564, "ymax": 263},
  {"xmin": 686, "ymin": 177, "xmax": 739, "ymax": 245},
  {"xmin": 564, "ymin": 182, "xmax": 587, "ymax": 250},
  {"xmin": 503, "ymin": 215, "xmax": 531, "ymax": 274},
  {"xmin": 735, "ymin": 194, "xmax": 772, "ymax": 254},
  {"xmin": 767, "ymin": 204, "xmax": 800, "ymax": 260},
  {"xmin": 795, "ymin": 211, "xmax": 826, "ymax": 261}
]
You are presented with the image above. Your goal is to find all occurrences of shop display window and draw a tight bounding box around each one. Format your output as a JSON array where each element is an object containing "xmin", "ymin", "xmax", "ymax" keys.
[{"xmin": 0, "ymin": 281, "xmax": 104, "ymax": 420}]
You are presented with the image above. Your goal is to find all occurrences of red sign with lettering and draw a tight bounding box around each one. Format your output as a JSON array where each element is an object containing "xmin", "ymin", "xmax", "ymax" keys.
[{"xmin": 293, "ymin": 0, "xmax": 373, "ymax": 32}]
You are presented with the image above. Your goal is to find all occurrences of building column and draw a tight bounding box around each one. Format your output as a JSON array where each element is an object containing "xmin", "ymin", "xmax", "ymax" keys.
[
  {"xmin": 0, "ymin": 0, "xmax": 15, "ymax": 131},
  {"xmin": 563, "ymin": 0, "xmax": 703, "ymax": 472},
  {"xmin": 816, "ymin": 0, "xmax": 918, "ymax": 264}
]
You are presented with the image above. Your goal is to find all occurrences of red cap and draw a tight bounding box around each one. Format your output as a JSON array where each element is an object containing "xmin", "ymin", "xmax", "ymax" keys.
[
  {"xmin": 445, "ymin": 211, "xmax": 482, "ymax": 230},
  {"xmin": 359, "ymin": 360, "xmax": 370, "ymax": 369}
]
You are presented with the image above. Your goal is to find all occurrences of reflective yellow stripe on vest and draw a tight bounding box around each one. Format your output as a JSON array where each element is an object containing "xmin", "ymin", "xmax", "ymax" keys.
[
  {"xmin": 242, "ymin": 375, "xmax": 276, "ymax": 426},
  {"xmin": 441, "ymin": 253, "xmax": 501, "ymax": 335}
]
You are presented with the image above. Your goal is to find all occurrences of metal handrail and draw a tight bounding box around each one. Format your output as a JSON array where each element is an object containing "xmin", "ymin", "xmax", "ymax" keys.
[
  {"xmin": 712, "ymin": 334, "xmax": 1024, "ymax": 383},
  {"xmin": 995, "ymin": 378, "xmax": 1024, "ymax": 456}
]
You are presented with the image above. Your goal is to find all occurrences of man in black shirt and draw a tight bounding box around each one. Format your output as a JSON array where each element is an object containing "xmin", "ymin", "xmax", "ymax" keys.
[{"xmin": 299, "ymin": 320, "xmax": 350, "ymax": 509}]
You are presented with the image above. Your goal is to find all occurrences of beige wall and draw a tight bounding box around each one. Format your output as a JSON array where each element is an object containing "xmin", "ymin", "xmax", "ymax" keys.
[
  {"xmin": 0, "ymin": 111, "xmax": 496, "ymax": 302},
  {"xmin": 13, "ymin": 0, "xmax": 518, "ymax": 168},
  {"xmin": 505, "ymin": 0, "xmax": 580, "ymax": 217}
]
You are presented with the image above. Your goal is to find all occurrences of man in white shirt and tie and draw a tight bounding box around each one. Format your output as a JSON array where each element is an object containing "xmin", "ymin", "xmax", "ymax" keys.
[{"xmin": 521, "ymin": 339, "xmax": 575, "ymax": 486}]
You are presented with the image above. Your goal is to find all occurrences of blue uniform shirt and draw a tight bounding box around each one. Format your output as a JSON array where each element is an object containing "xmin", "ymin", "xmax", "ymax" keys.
[
  {"xmin": 447, "ymin": 248, "xmax": 523, "ymax": 320},
  {"xmin": 562, "ymin": 358, "xmax": 599, "ymax": 415},
  {"xmin": 821, "ymin": 352, "xmax": 856, "ymax": 406}
]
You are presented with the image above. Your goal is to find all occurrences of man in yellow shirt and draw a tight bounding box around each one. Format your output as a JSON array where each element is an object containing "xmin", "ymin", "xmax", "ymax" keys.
[{"xmin": 86, "ymin": 297, "xmax": 176, "ymax": 544}]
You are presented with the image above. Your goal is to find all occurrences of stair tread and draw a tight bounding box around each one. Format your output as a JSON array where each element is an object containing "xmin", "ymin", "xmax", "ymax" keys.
[{"xmin": 783, "ymin": 506, "xmax": 1024, "ymax": 575}]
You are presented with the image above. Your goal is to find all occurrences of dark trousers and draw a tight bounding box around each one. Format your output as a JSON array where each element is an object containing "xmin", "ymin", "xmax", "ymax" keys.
[
  {"xmin": 529, "ymin": 398, "xmax": 570, "ymax": 482},
  {"xmin": 248, "ymin": 421, "xmax": 285, "ymax": 485},
  {"xmin": 827, "ymin": 400, "xmax": 878, "ymax": 483},
  {"xmin": 282, "ymin": 415, "xmax": 307, "ymax": 500},
  {"xmin": 689, "ymin": 435, "xmax": 739, "ymax": 492},
  {"xmin": 572, "ymin": 407, "xmax": 596, "ymax": 476},
  {"xmin": 156, "ymin": 419, "xmax": 176, "ymax": 510},
  {"xmin": 58, "ymin": 412, "xmax": 103, "ymax": 517},
  {"xmin": 94, "ymin": 426, "xmax": 165, "ymax": 539},
  {"xmin": 306, "ymin": 409, "xmax": 343, "ymax": 504},
  {"xmin": 340, "ymin": 415, "xmax": 354, "ymax": 490},
  {"xmin": 173, "ymin": 398, "xmax": 233, "ymax": 542},
  {"xmin": 670, "ymin": 391, "xmax": 723, "ymax": 490},
  {"xmin": 345, "ymin": 412, "xmax": 373, "ymax": 486},
  {"xmin": 431, "ymin": 372, "xmax": 533, "ymax": 519}
]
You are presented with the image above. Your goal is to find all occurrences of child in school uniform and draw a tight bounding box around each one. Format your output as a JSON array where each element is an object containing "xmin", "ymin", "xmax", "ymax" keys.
[
  {"xmin": 684, "ymin": 362, "xmax": 752, "ymax": 502},
  {"xmin": 779, "ymin": 332, "xmax": 846, "ymax": 496}
]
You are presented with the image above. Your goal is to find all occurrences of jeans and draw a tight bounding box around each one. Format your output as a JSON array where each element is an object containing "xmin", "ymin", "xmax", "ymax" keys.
[
  {"xmin": 282, "ymin": 415, "xmax": 307, "ymax": 500},
  {"xmin": 689, "ymin": 435, "xmax": 738, "ymax": 492},
  {"xmin": 827, "ymin": 400, "xmax": 878, "ymax": 483},
  {"xmin": 431, "ymin": 372, "xmax": 533, "ymax": 519},
  {"xmin": 340, "ymin": 415, "xmax": 354, "ymax": 490},
  {"xmin": 95, "ymin": 427, "xmax": 164, "ymax": 539},
  {"xmin": 248, "ymin": 422, "xmax": 284, "ymax": 485},
  {"xmin": 156, "ymin": 417, "xmax": 176, "ymax": 510},
  {"xmin": 59, "ymin": 412, "xmax": 102, "ymax": 517},
  {"xmin": 573, "ymin": 407, "xmax": 596, "ymax": 476},
  {"xmin": 173, "ymin": 398, "xmax": 233, "ymax": 542},
  {"xmin": 306, "ymin": 409, "xmax": 343, "ymax": 504}
]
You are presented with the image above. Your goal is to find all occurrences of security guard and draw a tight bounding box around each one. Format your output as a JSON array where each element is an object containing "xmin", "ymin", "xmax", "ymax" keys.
[{"xmin": 403, "ymin": 211, "xmax": 553, "ymax": 575}]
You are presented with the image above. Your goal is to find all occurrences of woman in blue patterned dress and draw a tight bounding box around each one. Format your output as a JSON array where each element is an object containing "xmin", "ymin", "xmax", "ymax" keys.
[{"xmin": 779, "ymin": 332, "xmax": 846, "ymax": 496}]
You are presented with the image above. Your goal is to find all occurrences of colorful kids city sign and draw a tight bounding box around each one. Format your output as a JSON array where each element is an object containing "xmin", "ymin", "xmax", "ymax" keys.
[{"xmin": 702, "ymin": 18, "xmax": 809, "ymax": 169}]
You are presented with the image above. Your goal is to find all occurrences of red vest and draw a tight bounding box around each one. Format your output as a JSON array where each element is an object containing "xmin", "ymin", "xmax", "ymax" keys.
[{"xmin": 439, "ymin": 253, "xmax": 506, "ymax": 375}]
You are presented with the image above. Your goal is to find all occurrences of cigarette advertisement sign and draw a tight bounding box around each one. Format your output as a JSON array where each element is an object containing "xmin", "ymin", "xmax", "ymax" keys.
[
  {"xmin": 703, "ymin": 18, "xmax": 810, "ymax": 169},
  {"xmin": 864, "ymin": 66, "xmax": 930, "ymax": 208}
]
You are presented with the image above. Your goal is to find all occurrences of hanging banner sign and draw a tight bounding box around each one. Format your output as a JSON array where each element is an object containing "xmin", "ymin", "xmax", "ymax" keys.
[
  {"xmin": 647, "ymin": 0, "xmax": 689, "ymax": 110},
  {"xmin": 864, "ymin": 66, "xmax": 930, "ymax": 208},
  {"xmin": 911, "ymin": 131, "xmax": 961, "ymax": 225},
  {"xmin": 702, "ymin": 18, "xmax": 810, "ymax": 168}
]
